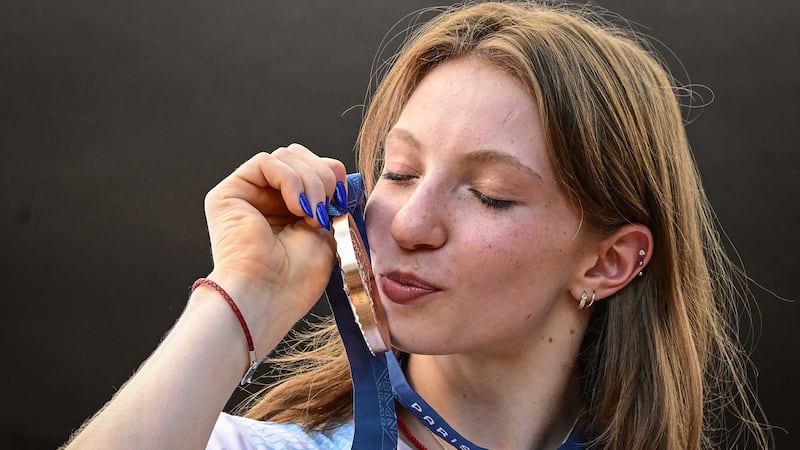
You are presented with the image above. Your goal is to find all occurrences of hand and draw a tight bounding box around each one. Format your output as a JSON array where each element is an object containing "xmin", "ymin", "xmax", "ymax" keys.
[
  {"xmin": 62, "ymin": 145, "xmax": 348, "ymax": 450},
  {"xmin": 202, "ymin": 144, "xmax": 347, "ymax": 327}
]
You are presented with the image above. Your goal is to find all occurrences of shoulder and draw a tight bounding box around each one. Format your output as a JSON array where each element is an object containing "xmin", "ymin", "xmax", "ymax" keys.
[{"xmin": 207, "ymin": 412, "xmax": 355, "ymax": 450}]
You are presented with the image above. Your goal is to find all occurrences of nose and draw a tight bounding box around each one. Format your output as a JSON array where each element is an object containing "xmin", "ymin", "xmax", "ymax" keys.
[{"xmin": 389, "ymin": 180, "xmax": 448, "ymax": 250}]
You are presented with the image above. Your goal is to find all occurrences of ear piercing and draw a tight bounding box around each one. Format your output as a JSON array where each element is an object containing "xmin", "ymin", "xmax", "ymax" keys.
[
  {"xmin": 638, "ymin": 249, "xmax": 646, "ymax": 276},
  {"xmin": 578, "ymin": 290, "xmax": 596, "ymax": 309},
  {"xmin": 578, "ymin": 249, "xmax": 647, "ymax": 308}
]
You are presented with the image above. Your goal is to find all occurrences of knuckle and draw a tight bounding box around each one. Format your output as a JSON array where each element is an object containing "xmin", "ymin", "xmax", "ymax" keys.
[
  {"xmin": 203, "ymin": 187, "xmax": 220, "ymax": 209},
  {"xmin": 272, "ymin": 146, "xmax": 299, "ymax": 163},
  {"xmin": 253, "ymin": 151, "xmax": 272, "ymax": 162},
  {"xmin": 286, "ymin": 142, "xmax": 309, "ymax": 152}
]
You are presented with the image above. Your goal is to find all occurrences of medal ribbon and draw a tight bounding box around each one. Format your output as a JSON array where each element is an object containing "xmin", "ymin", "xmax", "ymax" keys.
[{"xmin": 325, "ymin": 173, "xmax": 397, "ymax": 449}]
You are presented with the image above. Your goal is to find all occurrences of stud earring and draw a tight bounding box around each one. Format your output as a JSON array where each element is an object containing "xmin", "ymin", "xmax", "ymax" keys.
[{"xmin": 638, "ymin": 249, "xmax": 646, "ymax": 276}]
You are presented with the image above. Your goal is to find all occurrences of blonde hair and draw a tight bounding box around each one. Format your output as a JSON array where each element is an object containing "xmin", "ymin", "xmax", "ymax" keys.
[{"xmin": 243, "ymin": 2, "xmax": 770, "ymax": 448}]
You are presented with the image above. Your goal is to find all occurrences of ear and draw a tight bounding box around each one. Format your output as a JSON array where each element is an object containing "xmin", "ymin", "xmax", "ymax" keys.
[{"xmin": 569, "ymin": 223, "xmax": 653, "ymax": 304}]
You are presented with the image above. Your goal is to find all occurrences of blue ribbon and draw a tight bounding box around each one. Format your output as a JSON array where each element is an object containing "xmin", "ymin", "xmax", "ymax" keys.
[{"xmin": 326, "ymin": 174, "xmax": 397, "ymax": 449}]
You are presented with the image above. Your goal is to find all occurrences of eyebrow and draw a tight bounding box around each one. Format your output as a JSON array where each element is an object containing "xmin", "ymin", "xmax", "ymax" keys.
[
  {"xmin": 386, "ymin": 128, "xmax": 543, "ymax": 181},
  {"xmin": 385, "ymin": 128, "xmax": 423, "ymax": 151},
  {"xmin": 463, "ymin": 149, "xmax": 543, "ymax": 181}
]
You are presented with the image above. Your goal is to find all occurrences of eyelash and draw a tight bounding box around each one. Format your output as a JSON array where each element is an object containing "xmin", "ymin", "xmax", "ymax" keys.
[
  {"xmin": 380, "ymin": 171, "xmax": 415, "ymax": 182},
  {"xmin": 382, "ymin": 171, "xmax": 515, "ymax": 210},
  {"xmin": 471, "ymin": 189, "xmax": 514, "ymax": 210}
]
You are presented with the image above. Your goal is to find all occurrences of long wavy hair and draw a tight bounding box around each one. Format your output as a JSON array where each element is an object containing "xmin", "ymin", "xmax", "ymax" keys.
[{"xmin": 241, "ymin": 2, "xmax": 770, "ymax": 448}]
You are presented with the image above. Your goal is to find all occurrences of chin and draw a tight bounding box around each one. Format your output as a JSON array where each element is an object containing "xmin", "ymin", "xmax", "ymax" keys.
[{"xmin": 387, "ymin": 323, "xmax": 453, "ymax": 356}]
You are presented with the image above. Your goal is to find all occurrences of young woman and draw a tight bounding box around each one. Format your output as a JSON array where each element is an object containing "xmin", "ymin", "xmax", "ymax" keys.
[{"xmin": 64, "ymin": 2, "xmax": 769, "ymax": 449}]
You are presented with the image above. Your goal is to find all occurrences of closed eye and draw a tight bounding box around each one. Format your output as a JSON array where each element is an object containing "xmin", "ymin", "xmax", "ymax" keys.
[
  {"xmin": 470, "ymin": 189, "xmax": 514, "ymax": 210},
  {"xmin": 381, "ymin": 171, "xmax": 416, "ymax": 182}
]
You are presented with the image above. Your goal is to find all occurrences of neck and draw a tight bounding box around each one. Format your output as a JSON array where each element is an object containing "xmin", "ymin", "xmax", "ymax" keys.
[{"xmin": 403, "ymin": 309, "xmax": 587, "ymax": 449}]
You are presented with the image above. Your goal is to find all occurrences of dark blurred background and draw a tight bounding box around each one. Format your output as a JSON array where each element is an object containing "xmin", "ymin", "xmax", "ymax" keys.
[{"xmin": 1, "ymin": 1, "xmax": 797, "ymax": 448}]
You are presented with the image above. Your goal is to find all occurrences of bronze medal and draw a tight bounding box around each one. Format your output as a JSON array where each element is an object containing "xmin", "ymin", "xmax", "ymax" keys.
[{"xmin": 331, "ymin": 214, "xmax": 391, "ymax": 355}]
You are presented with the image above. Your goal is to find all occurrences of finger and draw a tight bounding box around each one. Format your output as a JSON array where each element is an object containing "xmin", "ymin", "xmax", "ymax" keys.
[
  {"xmin": 216, "ymin": 148, "xmax": 345, "ymax": 229},
  {"xmin": 272, "ymin": 144, "xmax": 344, "ymax": 227},
  {"xmin": 321, "ymin": 157, "xmax": 348, "ymax": 209},
  {"xmin": 274, "ymin": 145, "xmax": 342, "ymax": 201},
  {"xmin": 273, "ymin": 155, "xmax": 329, "ymax": 229},
  {"xmin": 223, "ymin": 152, "xmax": 307, "ymax": 219},
  {"xmin": 275, "ymin": 144, "xmax": 346, "ymax": 188},
  {"xmin": 272, "ymin": 145, "xmax": 333, "ymax": 194},
  {"xmin": 321, "ymin": 157, "xmax": 348, "ymax": 182}
]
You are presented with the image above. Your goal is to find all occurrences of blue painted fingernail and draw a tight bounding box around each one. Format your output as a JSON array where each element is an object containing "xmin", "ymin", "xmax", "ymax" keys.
[
  {"xmin": 316, "ymin": 202, "xmax": 330, "ymax": 230},
  {"xmin": 333, "ymin": 181, "xmax": 347, "ymax": 210},
  {"xmin": 299, "ymin": 193, "xmax": 313, "ymax": 218}
]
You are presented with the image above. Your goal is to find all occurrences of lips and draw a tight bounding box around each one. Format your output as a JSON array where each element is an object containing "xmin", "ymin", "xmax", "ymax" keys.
[{"xmin": 379, "ymin": 271, "xmax": 442, "ymax": 304}]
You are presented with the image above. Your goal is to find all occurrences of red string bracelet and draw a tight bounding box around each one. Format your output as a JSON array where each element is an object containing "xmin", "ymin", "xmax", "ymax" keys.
[{"xmin": 191, "ymin": 278, "xmax": 260, "ymax": 385}]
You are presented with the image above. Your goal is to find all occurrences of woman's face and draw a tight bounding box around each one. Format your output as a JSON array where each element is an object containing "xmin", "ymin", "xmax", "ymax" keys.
[{"xmin": 365, "ymin": 56, "xmax": 590, "ymax": 357}]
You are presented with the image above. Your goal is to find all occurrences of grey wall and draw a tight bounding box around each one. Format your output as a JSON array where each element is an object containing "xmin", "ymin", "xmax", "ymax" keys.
[{"xmin": 2, "ymin": 1, "xmax": 797, "ymax": 448}]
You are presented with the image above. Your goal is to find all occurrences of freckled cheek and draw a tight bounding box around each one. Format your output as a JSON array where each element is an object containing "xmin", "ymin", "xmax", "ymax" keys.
[
  {"xmin": 467, "ymin": 226, "xmax": 548, "ymax": 282},
  {"xmin": 364, "ymin": 196, "xmax": 395, "ymax": 245},
  {"xmin": 482, "ymin": 219, "xmax": 575, "ymax": 279}
]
